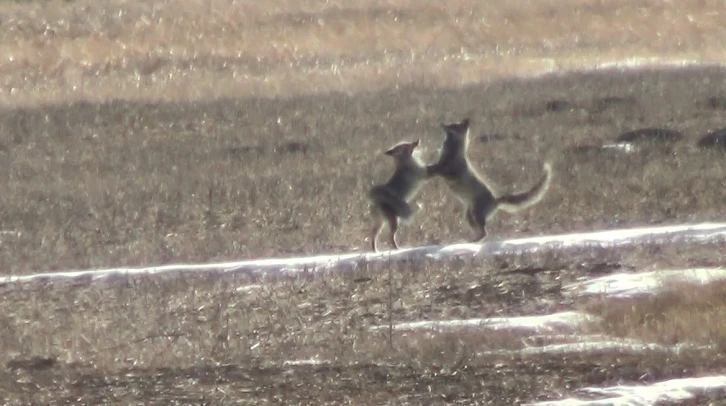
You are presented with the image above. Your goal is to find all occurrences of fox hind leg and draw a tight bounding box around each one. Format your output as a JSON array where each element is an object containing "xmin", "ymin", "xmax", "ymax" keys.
[
  {"xmin": 372, "ymin": 204, "xmax": 400, "ymax": 251},
  {"xmin": 385, "ymin": 211, "xmax": 400, "ymax": 250},
  {"xmin": 465, "ymin": 207, "xmax": 477, "ymax": 229},
  {"xmin": 371, "ymin": 217, "xmax": 384, "ymax": 252},
  {"xmin": 472, "ymin": 225, "xmax": 487, "ymax": 243},
  {"xmin": 376, "ymin": 204, "xmax": 401, "ymax": 250},
  {"xmin": 462, "ymin": 207, "xmax": 484, "ymax": 242},
  {"xmin": 470, "ymin": 204, "xmax": 489, "ymax": 243},
  {"xmin": 370, "ymin": 205, "xmax": 387, "ymax": 252}
]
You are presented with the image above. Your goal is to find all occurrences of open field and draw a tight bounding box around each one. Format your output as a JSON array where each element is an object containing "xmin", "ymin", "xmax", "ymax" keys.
[
  {"xmin": 4, "ymin": 237, "xmax": 726, "ymax": 405},
  {"xmin": 4, "ymin": 64, "xmax": 726, "ymax": 275},
  {"xmin": 1, "ymin": 0, "xmax": 726, "ymax": 108},
  {"xmin": 2, "ymin": 0, "xmax": 726, "ymax": 404}
]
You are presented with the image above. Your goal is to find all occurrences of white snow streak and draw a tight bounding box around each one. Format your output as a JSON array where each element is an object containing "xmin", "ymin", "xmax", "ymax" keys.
[
  {"xmin": 479, "ymin": 339, "xmax": 710, "ymax": 358},
  {"xmin": 2, "ymin": 222, "xmax": 725, "ymax": 286},
  {"xmin": 564, "ymin": 268, "xmax": 726, "ymax": 299},
  {"xmin": 372, "ymin": 311, "xmax": 597, "ymax": 335},
  {"xmin": 528, "ymin": 375, "xmax": 726, "ymax": 406}
]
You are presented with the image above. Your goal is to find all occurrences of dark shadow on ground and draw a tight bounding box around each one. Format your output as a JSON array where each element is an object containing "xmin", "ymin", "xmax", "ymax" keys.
[
  {"xmin": 615, "ymin": 127, "xmax": 683, "ymax": 145},
  {"xmin": 698, "ymin": 128, "xmax": 726, "ymax": 150}
]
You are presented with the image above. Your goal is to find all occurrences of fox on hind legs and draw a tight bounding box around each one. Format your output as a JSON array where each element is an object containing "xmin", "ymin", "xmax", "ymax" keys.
[
  {"xmin": 367, "ymin": 139, "xmax": 433, "ymax": 252},
  {"xmin": 426, "ymin": 118, "xmax": 554, "ymax": 244}
]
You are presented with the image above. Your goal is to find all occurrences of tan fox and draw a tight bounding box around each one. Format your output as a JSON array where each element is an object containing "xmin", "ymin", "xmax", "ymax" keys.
[
  {"xmin": 368, "ymin": 139, "xmax": 431, "ymax": 252},
  {"xmin": 426, "ymin": 118, "xmax": 553, "ymax": 242}
]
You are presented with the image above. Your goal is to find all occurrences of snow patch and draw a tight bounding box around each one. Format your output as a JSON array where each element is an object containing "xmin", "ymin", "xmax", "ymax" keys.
[
  {"xmin": 282, "ymin": 358, "xmax": 327, "ymax": 367},
  {"xmin": 601, "ymin": 143, "xmax": 637, "ymax": 153},
  {"xmin": 592, "ymin": 58, "xmax": 711, "ymax": 71},
  {"xmin": 2, "ymin": 222, "xmax": 725, "ymax": 287},
  {"xmin": 526, "ymin": 58, "xmax": 726, "ymax": 82},
  {"xmin": 372, "ymin": 311, "xmax": 597, "ymax": 335},
  {"xmin": 235, "ymin": 284, "xmax": 262, "ymax": 293},
  {"xmin": 528, "ymin": 375, "xmax": 726, "ymax": 406},
  {"xmin": 565, "ymin": 268, "xmax": 726, "ymax": 299},
  {"xmin": 480, "ymin": 339, "xmax": 710, "ymax": 358}
]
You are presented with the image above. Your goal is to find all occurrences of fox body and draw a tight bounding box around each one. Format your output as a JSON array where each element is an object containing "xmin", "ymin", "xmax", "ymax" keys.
[
  {"xmin": 427, "ymin": 118, "xmax": 553, "ymax": 242},
  {"xmin": 367, "ymin": 139, "xmax": 430, "ymax": 252}
]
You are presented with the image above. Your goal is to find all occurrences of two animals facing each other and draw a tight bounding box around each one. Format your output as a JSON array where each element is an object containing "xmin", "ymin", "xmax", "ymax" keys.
[{"xmin": 367, "ymin": 118, "xmax": 553, "ymax": 253}]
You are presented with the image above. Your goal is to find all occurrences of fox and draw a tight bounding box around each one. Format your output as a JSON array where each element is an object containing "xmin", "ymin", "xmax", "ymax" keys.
[
  {"xmin": 367, "ymin": 139, "xmax": 431, "ymax": 252},
  {"xmin": 426, "ymin": 118, "xmax": 553, "ymax": 242}
]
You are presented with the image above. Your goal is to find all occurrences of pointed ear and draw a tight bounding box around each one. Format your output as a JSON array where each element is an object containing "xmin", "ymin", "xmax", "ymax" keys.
[
  {"xmin": 411, "ymin": 139, "xmax": 420, "ymax": 148},
  {"xmin": 384, "ymin": 146, "xmax": 397, "ymax": 156},
  {"xmin": 441, "ymin": 123, "xmax": 456, "ymax": 137}
]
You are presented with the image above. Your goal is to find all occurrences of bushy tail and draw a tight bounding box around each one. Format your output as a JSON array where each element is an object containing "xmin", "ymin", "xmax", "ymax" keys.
[{"xmin": 496, "ymin": 162, "xmax": 553, "ymax": 213}]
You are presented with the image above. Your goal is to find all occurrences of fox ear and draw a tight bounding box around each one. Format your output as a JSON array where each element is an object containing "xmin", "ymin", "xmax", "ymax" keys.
[
  {"xmin": 441, "ymin": 123, "xmax": 456, "ymax": 136},
  {"xmin": 411, "ymin": 139, "xmax": 420, "ymax": 148},
  {"xmin": 384, "ymin": 146, "xmax": 397, "ymax": 156}
]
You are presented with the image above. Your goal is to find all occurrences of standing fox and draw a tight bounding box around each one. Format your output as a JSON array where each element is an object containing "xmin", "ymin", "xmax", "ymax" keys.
[
  {"xmin": 426, "ymin": 118, "xmax": 553, "ymax": 242},
  {"xmin": 368, "ymin": 139, "xmax": 431, "ymax": 252}
]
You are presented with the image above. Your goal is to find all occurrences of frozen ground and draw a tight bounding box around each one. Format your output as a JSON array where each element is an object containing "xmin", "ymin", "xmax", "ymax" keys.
[
  {"xmin": 528, "ymin": 376, "xmax": 726, "ymax": 406},
  {"xmin": 371, "ymin": 311, "xmax": 596, "ymax": 335},
  {"xmin": 3, "ymin": 1, "xmax": 726, "ymax": 402},
  {"xmin": 6, "ymin": 221, "xmax": 726, "ymax": 404},
  {"xmin": 3, "ymin": 222, "xmax": 726, "ymax": 286},
  {"xmin": 564, "ymin": 267, "xmax": 726, "ymax": 299}
]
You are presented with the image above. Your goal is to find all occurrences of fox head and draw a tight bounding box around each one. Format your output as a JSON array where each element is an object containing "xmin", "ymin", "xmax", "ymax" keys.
[
  {"xmin": 384, "ymin": 139, "xmax": 420, "ymax": 160},
  {"xmin": 439, "ymin": 118, "xmax": 471, "ymax": 156}
]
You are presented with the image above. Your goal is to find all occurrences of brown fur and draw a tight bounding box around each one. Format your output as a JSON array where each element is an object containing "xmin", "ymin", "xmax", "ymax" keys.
[
  {"xmin": 427, "ymin": 118, "xmax": 553, "ymax": 242},
  {"xmin": 368, "ymin": 139, "xmax": 432, "ymax": 252}
]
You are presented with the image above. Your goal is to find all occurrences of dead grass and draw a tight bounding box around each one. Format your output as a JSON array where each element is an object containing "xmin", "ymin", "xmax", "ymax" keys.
[
  {"xmin": 3, "ymin": 242, "xmax": 726, "ymax": 404},
  {"xmin": 3, "ymin": 66, "xmax": 726, "ymax": 275},
  {"xmin": 0, "ymin": 240, "xmax": 722, "ymax": 369},
  {"xmin": 582, "ymin": 278, "xmax": 726, "ymax": 349},
  {"xmin": 2, "ymin": 0, "xmax": 726, "ymax": 403},
  {"xmin": 0, "ymin": 0, "xmax": 725, "ymax": 107}
]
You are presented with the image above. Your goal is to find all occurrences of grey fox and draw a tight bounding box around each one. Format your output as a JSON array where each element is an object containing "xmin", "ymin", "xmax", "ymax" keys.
[
  {"xmin": 368, "ymin": 139, "xmax": 431, "ymax": 252},
  {"xmin": 426, "ymin": 118, "xmax": 553, "ymax": 242}
]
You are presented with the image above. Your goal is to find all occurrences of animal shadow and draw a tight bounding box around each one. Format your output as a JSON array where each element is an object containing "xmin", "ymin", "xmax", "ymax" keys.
[
  {"xmin": 615, "ymin": 128, "xmax": 683, "ymax": 147},
  {"xmin": 545, "ymin": 99, "xmax": 575, "ymax": 113},
  {"xmin": 275, "ymin": 141, "xmax": 314, "ymax": 154},
  {"xmin": 697, "ymin": 128, "xmax": 726, "ymax": 150}
]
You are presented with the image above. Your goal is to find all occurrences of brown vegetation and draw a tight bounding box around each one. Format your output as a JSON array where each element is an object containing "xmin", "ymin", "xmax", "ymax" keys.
[
  {"xmin": 0, "ymin": 0, "xmax": 725, "ymax": 107},
  {"xmin": 3, "ymin": 241, "xmax": 726, "ymax": 404},
  {"xmin": 2, "ymin": 0, "xmax": 726, "ymax": 404},
  {"xmin": 3, "ymin": 67, "xmax": 726, "ymax": 275}
]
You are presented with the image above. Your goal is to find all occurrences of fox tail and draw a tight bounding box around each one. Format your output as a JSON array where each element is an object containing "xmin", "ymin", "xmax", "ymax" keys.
[{"xmin": 495, "ymin": 162, "xmax": 553, "ymax": 213}]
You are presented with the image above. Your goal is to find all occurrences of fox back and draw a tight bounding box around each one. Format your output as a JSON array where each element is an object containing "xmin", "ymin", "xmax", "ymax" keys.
[{"xmin": 428, "ymin": 118, "xmax": 495, "ymax": 203}]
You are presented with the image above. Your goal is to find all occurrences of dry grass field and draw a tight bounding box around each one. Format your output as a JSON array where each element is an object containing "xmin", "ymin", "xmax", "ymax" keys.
[{"xmin": 2, "ymin": 0, "xmax": 726, "ymax": 404}]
